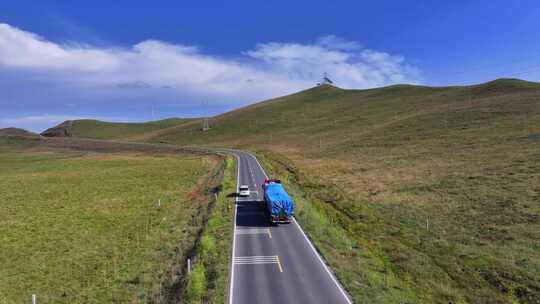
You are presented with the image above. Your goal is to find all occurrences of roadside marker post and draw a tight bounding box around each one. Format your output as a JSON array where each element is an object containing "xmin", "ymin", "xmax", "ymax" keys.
[
  {"xmin": 187, "ymin": 258, "xmax": 191, "ymax": 274},
  {"xmin": 32, "ymin": 294, "xmax": 36, "ymax": 304}
]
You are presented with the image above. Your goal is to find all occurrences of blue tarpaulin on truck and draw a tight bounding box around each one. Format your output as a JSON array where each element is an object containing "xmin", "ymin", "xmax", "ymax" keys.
[{"xmin": 264, "ymin": 182, "xmax": 294, "ymax": 220}]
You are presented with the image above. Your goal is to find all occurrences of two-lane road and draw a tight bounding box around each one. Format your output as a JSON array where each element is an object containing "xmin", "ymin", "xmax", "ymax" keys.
[{"xmin": 228, "ymin": 150, "xmax": 352, "ymax": 304}]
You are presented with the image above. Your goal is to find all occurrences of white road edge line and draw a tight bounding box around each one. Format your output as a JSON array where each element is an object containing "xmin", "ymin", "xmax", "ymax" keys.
[
  {"xmin": 292, "ymin": 217, "xmax": 353, "ymax": 304},
  {"xmin": 228, "ymin": 153, "xmax": 240, "ymax": 304},
  {"xmin": 248, "ymin": 151, "xmax": 352, "ymax": 304}
]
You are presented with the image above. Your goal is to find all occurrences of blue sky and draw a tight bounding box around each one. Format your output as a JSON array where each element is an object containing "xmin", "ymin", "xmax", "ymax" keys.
[{"xmin": 1, "ymin": 0, "xmax": 540, "ymax": 132}]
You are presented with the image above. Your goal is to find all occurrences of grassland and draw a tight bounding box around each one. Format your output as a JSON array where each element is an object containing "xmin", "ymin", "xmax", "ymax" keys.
[
  {"xmin": 183, "ymin": 157, "xmax": 236, "ymax": 304},
  {"xmin": 139, "ymin": 79, "xmax": 540, "ymax": 303},
  {"xmin": 0, "ymin": 139, "xmax": 223, "ymax": 303}
]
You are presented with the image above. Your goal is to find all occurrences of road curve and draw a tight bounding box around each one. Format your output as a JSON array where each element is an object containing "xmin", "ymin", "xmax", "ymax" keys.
[{"xmin": 226, "ymin": 150, "xmax": 352, "ymax": 304}]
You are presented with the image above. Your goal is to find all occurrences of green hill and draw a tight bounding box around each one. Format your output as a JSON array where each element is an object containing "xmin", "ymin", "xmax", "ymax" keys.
[
  {"xmin": 0, "ymin": 127, "xmax": 39, "ymax": 138},
  {"xmin": 147, "ymin": 79, "xmax": 540, "ymax": 151},
  {"xmin": 41, "ymin": 118, "xmax": 195, "ymax": 140},
  {"xmin": 146, "ymin": 79, "xmax": 540, "ymax": 303}
]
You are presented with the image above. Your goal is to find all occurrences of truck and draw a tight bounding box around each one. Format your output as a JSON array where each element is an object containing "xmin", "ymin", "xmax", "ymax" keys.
[{"xmin": 262, "ymin": 179, "xmax": 294, "ymax": 224}]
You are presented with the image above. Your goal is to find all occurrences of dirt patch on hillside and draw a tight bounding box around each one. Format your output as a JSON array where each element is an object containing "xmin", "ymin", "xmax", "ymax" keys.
[{"xmin": 40, "ymin": 120, "xmax": 72, "ymax": 137}]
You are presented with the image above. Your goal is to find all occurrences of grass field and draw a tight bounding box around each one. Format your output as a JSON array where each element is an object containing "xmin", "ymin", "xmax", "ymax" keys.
[
  {"xmin": 0, "ymin": 139, "xmax": 223, "ymax": 303},
  {"xmin": 138, "ymin": 79, "xmax": 540, "ymax": 303},
  {"xmin": 183, "ymin": 157, "xmax": 236, "ymax": 304}
]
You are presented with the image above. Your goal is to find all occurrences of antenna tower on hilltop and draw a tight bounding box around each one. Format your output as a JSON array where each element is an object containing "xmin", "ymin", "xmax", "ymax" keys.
[{"xmin": 317, "ymin": 72, "xmax": 334, "ymax": 86}]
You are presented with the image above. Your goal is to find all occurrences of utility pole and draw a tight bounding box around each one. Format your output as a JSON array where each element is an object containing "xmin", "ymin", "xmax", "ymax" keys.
[
  {"xmin": 202, "ymin": 117, "xmax": 210, "ymax": 131},
  {"xmin": 201, "ymin": 101, "xmax": 210, "ymax": 131}
]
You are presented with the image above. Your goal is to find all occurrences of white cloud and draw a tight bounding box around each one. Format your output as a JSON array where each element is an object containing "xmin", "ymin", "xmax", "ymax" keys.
[
  {"xmin": 316, "ymin": 35, "xmax": 362, "ymax": 51},
  {"xmin": 0, "ymin": 114, "xmax": 81, "ymax": 126},
  {"xmin": 0, "ymin": 24, "xmax": 119, "ymax": 71},
  {"xmin": 0, "ymin": 23, "xmax": 421, "ymax": 104}
]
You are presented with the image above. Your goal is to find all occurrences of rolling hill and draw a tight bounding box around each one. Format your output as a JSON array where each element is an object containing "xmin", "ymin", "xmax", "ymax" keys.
[
  {"xmin": 41, "ymin": 118, "xmax": 195, "ymax": 140},
  {"xmin": 145, "ymin": 79, "xmax": 540, "ymax": 149},
  {"xmin": 0, "ymin": 127, "xmax": 40, "ymax": 138},
  {"xmin": 43, "ymin": 78, "xmax": 540, "ymax": 303}
]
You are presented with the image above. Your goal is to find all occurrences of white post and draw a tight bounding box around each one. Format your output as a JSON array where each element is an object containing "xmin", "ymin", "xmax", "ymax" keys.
[
  {"xmin": 426, "ymin": 218, "xmax": 429, "ymax": 231},
  {"xmin": 158, "ymin": 199, "xmax": 161, "ymax": 208},
  {"xmin": 187, "ymin": 258, "xmax": 191, "ymax": 274},
  {"xmin": 32, "ymin": 294, "xmax": 36, "ymax": 304}
]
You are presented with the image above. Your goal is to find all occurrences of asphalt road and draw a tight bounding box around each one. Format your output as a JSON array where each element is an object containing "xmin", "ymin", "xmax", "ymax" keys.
[{"xmin": 228, "ymin": 150, "xmax": 352, "ymax": 304}]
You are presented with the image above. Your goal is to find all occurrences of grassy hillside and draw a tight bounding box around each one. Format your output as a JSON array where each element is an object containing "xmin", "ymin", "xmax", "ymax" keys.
[
  {"xmin": 41, "ymin": 118, "xmax": 195, "ymax": 140},
  {"xmin": 0, "ymin": 139, "xmax": 223, "ymax": 303},
  {"xmin": 148, "ymin": 79, "xmax": 540, "ymax": 149},
  {"xmin": 0, "ymin": 128, "xmax": 40, "ymax": 138},
  {"xmin": 142, "ymin": 79, "xmax": 540, "ymax": 303}
]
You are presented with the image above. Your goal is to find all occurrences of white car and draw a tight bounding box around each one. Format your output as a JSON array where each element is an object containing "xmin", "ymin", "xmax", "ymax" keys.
[{"xmin": 239, "ymin": 185, "xmax": 250, "ymax": 197}]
